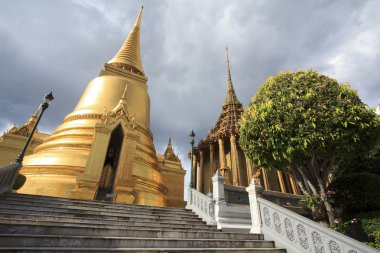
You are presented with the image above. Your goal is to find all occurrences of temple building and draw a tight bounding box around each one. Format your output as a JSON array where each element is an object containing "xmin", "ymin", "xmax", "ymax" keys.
[
  {"xmin": 0, "ymin": 109, "xmax": 49, "ymax": 167},
  {"xmin": 193, "ymin": 49, "xmax": 299, "ymax": 195},
  {"xmin": 0, "ymin": 7, "xmax": 185, "ymax": 208}
]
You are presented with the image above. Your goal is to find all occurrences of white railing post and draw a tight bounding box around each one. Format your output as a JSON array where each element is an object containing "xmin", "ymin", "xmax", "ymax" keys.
[
  {"xmin": 212, "ymin": 170, "xmax": 224, "ymax": 201},
  {"xmin": 246, "ymin": 178, "xmax": 264, "ymax": 234},
  {"xmin": 185, "ymin": 186, "xmax": 192, "ymax": 209}
]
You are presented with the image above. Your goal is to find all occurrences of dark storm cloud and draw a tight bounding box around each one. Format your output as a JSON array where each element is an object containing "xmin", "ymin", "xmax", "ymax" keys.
[{"xmin": 1, "ymin": 0, "xmax": 379, "ymax": 190}]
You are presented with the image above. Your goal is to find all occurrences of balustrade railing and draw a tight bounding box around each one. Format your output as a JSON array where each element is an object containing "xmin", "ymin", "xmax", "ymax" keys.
[
  {"xmin": 262, "ymin": 190, "xmax": 302, "ymax": 207},
  {"xmin": 257, "ymin": 196, "xmax": 379, "ymax": 253},
  {"xmin": 0, "ymin": 162, "xmax": 21, "ymax": 195},
  {"xmin": 224, "ymin": 184, "xmax": 250, "ymax": 205},
  {"xmin": 186, "ymin": 188, "xmax": 216, "ymax": 225}
]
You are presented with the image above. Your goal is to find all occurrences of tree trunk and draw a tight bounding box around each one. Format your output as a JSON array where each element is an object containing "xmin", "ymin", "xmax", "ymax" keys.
[
  {"xmin": 313, "ymin": 162, "xmax": 335, "ymax": 227},
  {"xmin": 288, "ymin": 166, "xmax": 309, "ymax": 195},
  {"xmin": 296, "ymin": 166, "xmax": 318, "ymax": 195}
]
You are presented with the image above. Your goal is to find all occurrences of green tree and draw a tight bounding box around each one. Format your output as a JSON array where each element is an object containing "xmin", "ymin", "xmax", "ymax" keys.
[
  {"xmin": 333, "ymin": 142, "xmax": 380, "ymax": 177},
  {"xmin": 239, "ymin": 70, "xmax": 380, "ymax": 226}
]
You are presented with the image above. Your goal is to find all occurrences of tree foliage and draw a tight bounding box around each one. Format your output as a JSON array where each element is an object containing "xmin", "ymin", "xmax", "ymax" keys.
[
  {"xmin": 239, "ymin": 70, "xmax": 380, "ymax": 225},
  {"xmin": 333, "ymin": 142, "xmax": 380, "ymax": 177},
  {"xmin": 329, "ymin": 173, "xmax": 380, "ymax": 214}
]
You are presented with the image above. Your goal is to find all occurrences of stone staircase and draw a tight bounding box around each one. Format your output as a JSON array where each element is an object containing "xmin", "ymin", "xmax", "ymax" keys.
[{"xmin": 0, "ymin": 193, "xmax": 285, "ymax": 252}]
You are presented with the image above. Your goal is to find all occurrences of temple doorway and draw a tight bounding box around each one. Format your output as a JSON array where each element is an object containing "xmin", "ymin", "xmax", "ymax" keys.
[{"xmin": 95, "ymin": 124, "xmax": 124, "ymax": 201}]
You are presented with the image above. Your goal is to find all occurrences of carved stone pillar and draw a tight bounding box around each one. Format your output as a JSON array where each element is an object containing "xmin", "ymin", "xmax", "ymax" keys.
[
  {"xmin": 230, "ymin": 135, "xmax": 241, "ymax": 186},
  {"xmin": 197, "ymin": 150, "xmax": 204, "ymax": 193},
  {"xmin": 218, "ymin": 138, "xmax": 229, "ymax": 184}
]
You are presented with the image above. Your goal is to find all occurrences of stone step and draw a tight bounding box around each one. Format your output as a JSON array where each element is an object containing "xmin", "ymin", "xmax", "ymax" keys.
[
  {"xmin": 0, "ymin": 199, "xmax": 198, "ymax": 219},
  {"xmin": 0, "ymin": 234, "xmax": 276, "ymax": 248},
  {"xmin": 0, "ymin": 196, "xmax": 194, "ymax": 217},
  {"xmin": 0, "ymin": 218, "xmax": 217, "ymax": 231},
  {"xmin": 0, "ymin": 203, "xmax": 203, "ymax": 223},
  {"xmin": 0, "ymin": 211, "xmax": 210, "ymax": 228},
  {"xmin": 0, "ymin": 222, "xmax": 258, "ymax": 240},
  {"xmin": 0, "ymin": 193, "xmax": 287, "ymax": 252},
  {"xmin": 0, "ymin": 248, "xmax": 286, "ymax": 252},
  {"xmin": 2, "ymin": 193, "xmax": 191, "ymax": 214}
]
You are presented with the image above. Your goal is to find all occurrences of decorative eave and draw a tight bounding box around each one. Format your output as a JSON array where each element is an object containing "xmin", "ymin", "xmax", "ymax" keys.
[
  {"xmin": 101, "ymin": 85, "xmax": 136, "ymax": 130},
  {"xmin": 207, "ymin": 101, "xmax": 244, "ymax": 143}
]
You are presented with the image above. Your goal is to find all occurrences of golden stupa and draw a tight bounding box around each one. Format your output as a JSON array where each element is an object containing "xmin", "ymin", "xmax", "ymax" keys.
[{"xmin": 10, "ymin": 7, "xmax": 185, "ymax": 207}]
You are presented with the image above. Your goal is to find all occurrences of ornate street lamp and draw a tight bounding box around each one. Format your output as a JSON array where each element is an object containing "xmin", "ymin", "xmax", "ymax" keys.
[
  {"xmin": 189, "ymin": 130, "xmax": 195, "ymax": 188},
  {"xmin": 15, "ymin": 92, "xmax": 54, "ymax": 164}
]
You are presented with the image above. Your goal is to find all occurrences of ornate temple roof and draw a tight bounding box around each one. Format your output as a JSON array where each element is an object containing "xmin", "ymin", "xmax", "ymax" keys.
[
  {"xmin": 5, "ymin": 107, "xmax": 40, "ymax": 137},
  {"xmin": 164, "ymin": 136, "xmax": 180, "ymax": 162},
  {"xmin": 205, "ymin": 48, "xmax": 244, "ymax": 143},
  {"xmin": 108, "ymin": 6, "xmax": 145, "ymax": 76}
]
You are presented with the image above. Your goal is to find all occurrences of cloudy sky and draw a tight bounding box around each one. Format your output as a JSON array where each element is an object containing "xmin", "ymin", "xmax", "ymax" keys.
[{"xmin": 0, "ymin": 0, "xmax": 379, "ymax": 192}]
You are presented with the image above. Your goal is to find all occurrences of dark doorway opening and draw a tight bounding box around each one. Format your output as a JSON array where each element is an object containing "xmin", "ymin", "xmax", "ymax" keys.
[{"xmin": 96, "ymin": 124, "xmax": 124, "ymax": 201}]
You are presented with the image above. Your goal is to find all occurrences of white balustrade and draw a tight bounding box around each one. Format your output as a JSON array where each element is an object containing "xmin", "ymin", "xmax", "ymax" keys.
[
  {"xmin": 246, "ymin": 179, "xmax": 379, "ymax": 253},
  {"xmin": 187, "ymin": 170, "xmax": 252, "ymax": 231},
  {"xmin": 186, "ymin": 187, "xmax": 216, "ymax": 225}
]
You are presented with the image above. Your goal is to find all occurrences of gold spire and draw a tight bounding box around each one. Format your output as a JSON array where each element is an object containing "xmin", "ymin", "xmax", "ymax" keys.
[
  {"xmin": 164, "ymin": 135, "xmax": 180, "ymax": 162},
  {"xmin": 108, "ymin": 6, "xmax": 145, "ymax": 76},
  {"xmin": 225, "ymin": 47, "xmax": 240, "ymax": 105}
]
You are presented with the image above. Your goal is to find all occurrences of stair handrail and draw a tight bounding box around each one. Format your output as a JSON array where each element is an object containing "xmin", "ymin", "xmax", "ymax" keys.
[
  {"xmin": 0, "ymin": 162, "xmax": 22, "ymax": 195},
  {"xmin": 186, "ymin": 187, "xmax": 216, "ymax": 225},
  {"xmin": 246, "ymin": 179, "xmax": 379, "ymax": 253}
]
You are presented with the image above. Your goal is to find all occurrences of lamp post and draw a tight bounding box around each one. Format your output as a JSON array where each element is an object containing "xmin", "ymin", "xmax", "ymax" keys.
[
  {"xmin": 189, "ymin": 130, "xmax": 195, "ymax": 189},
  {"xmin": 15, "ymin": 92, "xmax": 54, "ymax": 164}
]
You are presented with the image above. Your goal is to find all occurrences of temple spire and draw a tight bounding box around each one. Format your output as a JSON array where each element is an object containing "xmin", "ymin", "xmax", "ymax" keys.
[
  {"xmin": 206, "ymin": 49, "xmax": 244, "ymax": 141},
  {"xmin": 225, "ymin": 47, "xmax": 240, "ymax": 105},
  {"xmin": 112, "ymin": 85, "xmax": 128, "ymax": 113},
  {"xmin": 6, "ymin": 106, "xmax": 41, "ymax": 137},
  {"xmin": 108, "ymin": 6, "xmax": 145, "ymax": 75},
  {"xmin": 164, "ymin": 135, "xmax": 180, "ymax": 162}
]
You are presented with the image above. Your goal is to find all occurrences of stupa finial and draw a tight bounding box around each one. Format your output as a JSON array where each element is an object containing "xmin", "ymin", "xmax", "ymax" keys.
[{"xmin": 108, "ymin": 6, "xmax": 145, "ymax": 75}]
